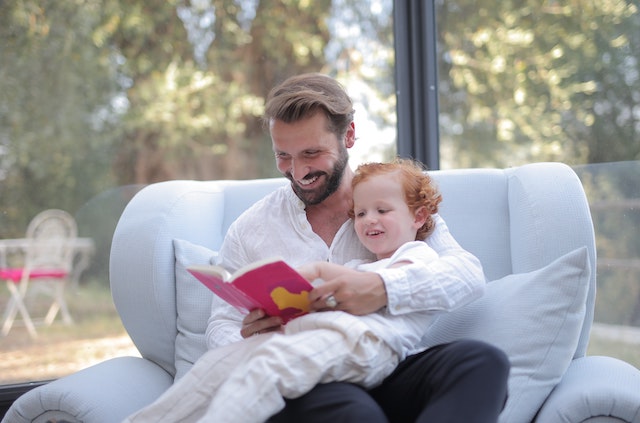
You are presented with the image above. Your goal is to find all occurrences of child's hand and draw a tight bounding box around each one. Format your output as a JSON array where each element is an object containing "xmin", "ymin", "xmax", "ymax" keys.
[
  {"xmin": 296, "ymin": 262, "xmax": 321, "ymax": 282},
  {"xmin": 309, "ymin": 271, "xmax": 387, "ymax": 315}
]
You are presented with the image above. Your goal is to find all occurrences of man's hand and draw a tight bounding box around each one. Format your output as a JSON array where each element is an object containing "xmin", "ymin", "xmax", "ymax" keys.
[
  {"xmin": 240, "ymin": 309, "xmax": 283, "ymax": 338},
  {"xmin": 309, "ymin": 271, "xmax": 388, "ymax": 315}
]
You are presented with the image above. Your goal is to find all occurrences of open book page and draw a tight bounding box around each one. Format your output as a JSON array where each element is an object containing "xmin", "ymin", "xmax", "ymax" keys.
[
  {"xmin": 227, "ymin": 256, "xmax": 287, "ymax": 280},
  {"xmin": 187, "ymin": 265, "xmax": 262, "ymax": 312}
]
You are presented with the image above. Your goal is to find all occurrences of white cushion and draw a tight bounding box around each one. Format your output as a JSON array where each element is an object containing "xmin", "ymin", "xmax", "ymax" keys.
[
  {"xmin": 420, "ymin": 247, "xmax": 590, "ymax": 423},
  {"xmin": 173, "ymin": 239, "xmax": 217, "ymax": 380}
]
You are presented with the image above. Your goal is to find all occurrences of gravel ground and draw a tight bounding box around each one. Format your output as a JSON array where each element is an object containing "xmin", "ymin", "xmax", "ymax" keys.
[{"xmin": 0, "ymin": 333, "xmax": 139, "ymax": 384}]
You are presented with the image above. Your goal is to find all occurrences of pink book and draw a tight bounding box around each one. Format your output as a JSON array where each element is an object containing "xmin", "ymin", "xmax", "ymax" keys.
[{"xmin": 188, "ymin": 258, "xmax": 313, "ymax": 323}]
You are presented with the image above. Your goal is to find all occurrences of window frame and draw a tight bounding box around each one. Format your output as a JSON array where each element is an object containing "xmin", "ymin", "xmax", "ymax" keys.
[{"xmin": 394, "ymin": 0, "xmax": 440, "ymax": 170}]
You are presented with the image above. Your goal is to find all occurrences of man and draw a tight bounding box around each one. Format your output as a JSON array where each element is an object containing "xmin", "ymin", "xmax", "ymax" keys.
[{"xmin": 204, "ymin": 73, "xmax": 509, "ymax": 422}]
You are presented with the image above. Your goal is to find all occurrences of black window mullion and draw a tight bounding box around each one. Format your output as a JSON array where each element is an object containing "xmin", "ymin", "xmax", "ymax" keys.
[{"xmin": 394, "ymin": 0, "xmax": 440, "ymax": 170}]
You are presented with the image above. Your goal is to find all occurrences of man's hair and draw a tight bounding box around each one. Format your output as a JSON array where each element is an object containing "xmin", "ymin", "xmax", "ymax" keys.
[
  {"xmin": 350, "ymin": 158, "xmax": 443, "ymax": 240},
  {"xmin": 263, "ymin": 73, "xmax": 355, "ymax": 139}
]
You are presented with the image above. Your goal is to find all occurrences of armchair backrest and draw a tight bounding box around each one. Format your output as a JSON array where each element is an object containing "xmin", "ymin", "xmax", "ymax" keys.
[{"xmin": 110, "ymin": 162, "xmax": 596, "ymax": 378}]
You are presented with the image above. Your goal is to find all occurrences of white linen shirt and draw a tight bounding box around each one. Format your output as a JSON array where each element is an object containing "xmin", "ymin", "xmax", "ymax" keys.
[{"xmin": 205, "ymin": 185, "xmax": 485, "ymax": 350}]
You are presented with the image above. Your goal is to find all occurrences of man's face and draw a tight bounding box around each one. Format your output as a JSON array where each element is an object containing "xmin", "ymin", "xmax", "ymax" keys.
[{"xmin": 271, "ymin": 113, "xmax": 352, "ymax": 206}]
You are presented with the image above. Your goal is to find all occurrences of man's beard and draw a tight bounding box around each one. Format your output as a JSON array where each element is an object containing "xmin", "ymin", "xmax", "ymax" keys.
[{"xmin": 287, "ymin": 147, "xmax": 349, "ymax": 207}]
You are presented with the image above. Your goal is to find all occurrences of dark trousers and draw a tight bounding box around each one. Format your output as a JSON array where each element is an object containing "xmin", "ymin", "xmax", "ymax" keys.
[{"xmin": 267, "ymin": 339, "xmax": 510, "ymax": 423}]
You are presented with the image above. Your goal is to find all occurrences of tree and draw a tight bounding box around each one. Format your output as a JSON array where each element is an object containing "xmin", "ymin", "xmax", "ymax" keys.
[
  {"xmin": 103, "ymin": 0, "xmax": 333, "ymax": 184},
  {"xmin": 0, "ymin": 0, "xmax": 121, "ymax": 236},
  {"xmin": 437, "ymin": 0, "xmax": 640, "ymax": 168},
  {"xmin": 0, "ymin": 0, "xmax": 396, "ymax": 246}
]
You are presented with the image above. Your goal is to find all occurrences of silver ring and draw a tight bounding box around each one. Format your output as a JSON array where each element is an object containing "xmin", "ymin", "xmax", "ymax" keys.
[{"xmin": 325, "ymin": 295, "xmax": 338, "ymax": 308}]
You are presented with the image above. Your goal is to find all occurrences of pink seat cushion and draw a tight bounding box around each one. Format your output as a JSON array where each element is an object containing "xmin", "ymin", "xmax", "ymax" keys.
[{"xmin": 0, "ymin": 268, "xmax": 67, "ymax": 283}]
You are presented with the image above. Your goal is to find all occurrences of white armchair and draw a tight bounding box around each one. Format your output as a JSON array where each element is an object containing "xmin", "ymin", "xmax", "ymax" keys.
[{"xmin": 4, "ymin": 162, "xmax": 640, "ymax": 423}]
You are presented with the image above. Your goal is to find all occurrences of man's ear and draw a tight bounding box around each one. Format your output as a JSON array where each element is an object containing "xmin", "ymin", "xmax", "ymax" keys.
[{"xmin": 344, "ymin": 121, "xmax": 356, "ymax": 148}]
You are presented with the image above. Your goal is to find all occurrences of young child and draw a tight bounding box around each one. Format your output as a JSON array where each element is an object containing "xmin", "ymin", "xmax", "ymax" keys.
[
  {"xmin": 299, "ymin": 158, "xmax": 442, "ymax": 288},
  {"xmin": 125, "ymin": 158, "xmax": 445, "ymax": 423}
]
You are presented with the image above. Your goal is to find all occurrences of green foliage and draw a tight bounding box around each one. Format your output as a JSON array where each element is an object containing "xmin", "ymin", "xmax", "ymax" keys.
[
  {"xmin": 0, "ymin": 0, "xmax": 394, "ymax": 267},
  {"xmin": 107, "ymin": 0, "xmax": 335, "ymax": 183},
  {"xmin": 0, "ymin": 0, "xmax": 121, "ymax": 237},
  {"xmin": 0, "ymin": 0, "xmax": 336, "ymax": 235},
  {"xmin": 437, "ymin": 1, "xmax": 640, "ymax": 168}
]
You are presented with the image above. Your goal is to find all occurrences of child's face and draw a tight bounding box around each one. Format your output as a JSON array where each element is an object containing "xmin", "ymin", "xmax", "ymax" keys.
[{"xmin": 352, "ymin": 174, "xmax": 425, "ymax": 260}]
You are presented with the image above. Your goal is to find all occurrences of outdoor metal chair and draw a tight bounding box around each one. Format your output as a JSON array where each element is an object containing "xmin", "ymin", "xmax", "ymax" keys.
[{"xmin": 0, "ymin": 209, "xmax": 78, "ymax": 338}]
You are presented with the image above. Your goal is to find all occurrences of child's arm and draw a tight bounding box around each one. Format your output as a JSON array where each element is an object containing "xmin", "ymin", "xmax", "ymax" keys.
[
  {"xmin": 298, "ymin": 262, "xmax": 364, "ymax": 311},
  {"xmin": 298, "ymin": 257, "xmax": 416, "ymax": 283},
  {"xmin": 297, "ymin": 261, "xmax": 357, "ymax": 283}
]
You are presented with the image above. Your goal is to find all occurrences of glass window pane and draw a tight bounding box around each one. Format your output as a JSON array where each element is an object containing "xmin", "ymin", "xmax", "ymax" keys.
[
  {"xmin": 437, "ymin": 1, "xmax": 639, "ymax": 169},
  {"xmin": 0, "ymin": 0, "xmax": 395, "ymax": 384},
  {"xmin": 437, "ymin": 1, "xmax": 640, "ymax": 367}
]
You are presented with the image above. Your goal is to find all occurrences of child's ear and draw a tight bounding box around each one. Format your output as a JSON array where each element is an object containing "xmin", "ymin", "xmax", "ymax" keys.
[{"xmin": 413, "ymin": 206, "xmax": 428, "ymax": 228}]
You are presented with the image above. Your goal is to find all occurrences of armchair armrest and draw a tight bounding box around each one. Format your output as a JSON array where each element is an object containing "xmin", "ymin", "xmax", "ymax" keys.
[
  {"xmin": 535, "ymin": 356, "xmax": 640, "ymax": 422},
  {"xmin": 2, "ymin": 357, "xmax": 173, "ymax": 423}
]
